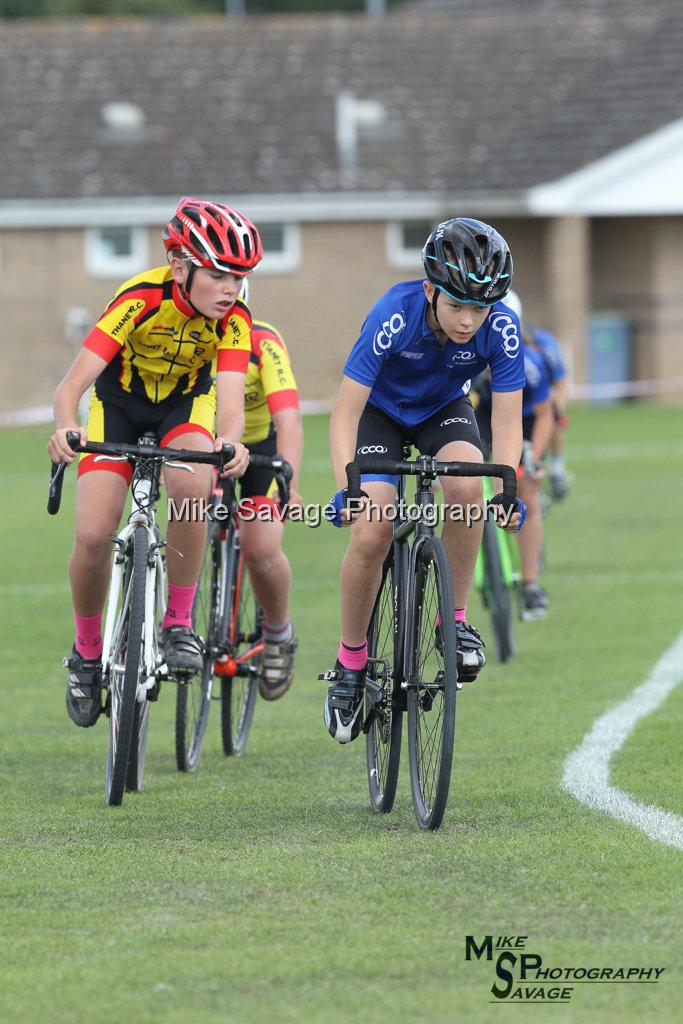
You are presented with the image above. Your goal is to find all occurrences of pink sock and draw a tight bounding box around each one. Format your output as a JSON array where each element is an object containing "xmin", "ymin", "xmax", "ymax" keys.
[
  {"xmin": 163, "ymin": 583, "xmax": 197, "ymax": 629},
  {"xmin": 435, "ymin": 608, "xmax": 467, "ymax": 626},
  {"xmin": 338, "ymin": 639, "xmax": 368, "ymax": 671},
  {"xmin": 74, "ymin": 612, "xmax": 103, "ymax": 660}
]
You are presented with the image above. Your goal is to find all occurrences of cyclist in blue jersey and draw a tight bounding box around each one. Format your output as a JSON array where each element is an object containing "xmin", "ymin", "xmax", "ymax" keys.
[{"xmin": 322, "ymin": 218, "xmax": 526, "ymax": 744}]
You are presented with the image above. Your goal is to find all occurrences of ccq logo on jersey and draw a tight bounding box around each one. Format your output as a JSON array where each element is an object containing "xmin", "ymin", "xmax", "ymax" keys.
[
  {"xmin": 490, "ymin": 313, "xmax": 520, "ymax": 358},
  {"xmin": 447, "ymin": 350, "xmax": 476, "ymax": 366},
  {"xmin": 464, "ymin": 934, "xmax": 666, "ymax": 1005},
  {"xmin": 357, "ymin": 445, "xmax": 388, "ymax": 455},
  {"xmin": 373, "ymin": 313, "xmax": 406, "ymax": 356}
]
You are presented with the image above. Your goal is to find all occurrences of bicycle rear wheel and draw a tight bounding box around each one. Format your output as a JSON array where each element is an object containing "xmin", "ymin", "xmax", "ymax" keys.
[
  {"xmin": 482, "ymin": 518, "xmax": 515, "ymax": 662},
  {"xmin": 176, "ymin": 522, "xmax": 221, "ymax": 772},
  {"xmin": 366, "ymin": 547, "xmax": 404, "ymax": 814},
  {"xmin": 106, "ymin": 525, "xmax": 148, "ymax": 807},
  {"xmin": 406, "ymin": 536, "xmax": 457, "ymax": 830},
  {"xmin": 221, "ymin": 554, "xmax": 260, "ymax": 756}
]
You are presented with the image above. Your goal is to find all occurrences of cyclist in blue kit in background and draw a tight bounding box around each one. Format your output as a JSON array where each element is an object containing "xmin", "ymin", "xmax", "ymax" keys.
[{"xmin": 322, "ymin": 218, "xmax": 527, "ymax": 744}]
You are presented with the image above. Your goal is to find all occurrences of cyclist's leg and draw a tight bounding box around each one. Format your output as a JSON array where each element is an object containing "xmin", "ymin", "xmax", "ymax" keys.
[
  {"xmin": 325, "ymin": 404, "xmax": 402, "ymax": 743},
  {"xmin": 66, "ymin": 389, "xmax": 132, "ymax": 726},
  {"xmin": 238, "ymin": 441, "xmax": 297, "ymax": 699},
  {"xmin": 517, "ymin": 417, "xmax": 548, "ymax": 618},
  {"xmin": 415, "ymin": 398, "xmax": 486, "ymax": 679},
  {"xmin": 158, "ymin": 389, "xmax": 216, "ymax": 672}
]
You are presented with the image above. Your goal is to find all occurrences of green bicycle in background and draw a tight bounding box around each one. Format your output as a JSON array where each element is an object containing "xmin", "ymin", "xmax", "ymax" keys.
[{"xmin": 473, "ymin": 474, "xmax": 522, "ymax": 663}]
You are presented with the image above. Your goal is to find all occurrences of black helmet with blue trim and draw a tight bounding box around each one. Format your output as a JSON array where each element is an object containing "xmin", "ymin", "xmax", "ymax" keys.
[{"xmin": 422, "ymin": 218, "xmax": 513, "ymax": 305}]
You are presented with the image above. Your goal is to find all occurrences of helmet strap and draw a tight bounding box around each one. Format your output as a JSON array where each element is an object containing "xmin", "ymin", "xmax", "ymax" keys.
[
  {"xmin": 180, "ymin": 263, "xmax": 204, "ymax": 317},
  {"xmin": 431, "ymin": 288, "xmax": 441, "ymax": 327}
]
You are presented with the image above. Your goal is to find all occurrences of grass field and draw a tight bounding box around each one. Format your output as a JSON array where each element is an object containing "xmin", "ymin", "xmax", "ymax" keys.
[{"xmin": 1, "ymin": 403, "xmax": 682, "ymax": 1024}]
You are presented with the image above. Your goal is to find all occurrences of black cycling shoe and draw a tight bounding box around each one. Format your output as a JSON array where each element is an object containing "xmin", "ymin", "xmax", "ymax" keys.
[
  {"xmin": 162, "ymin": 625, "xmax": 203, "ymax": 676},
  {"xmin": 456, "ymin": 621, "xmax": 486, "ymax": 681},
  {"xmin": 321, "ymin": 660, "xmax": 366, "ymax": 744},
  {"xmin": 436, "ymin": 621, "xmax": 486, "ymax": 683},
  {"xmin": 522, "ymin": 582, "xmax": 549, "ymax": 621},
  {"xmin": 64, "ymin": 646, "xmax": 103, "ymax": 728}
]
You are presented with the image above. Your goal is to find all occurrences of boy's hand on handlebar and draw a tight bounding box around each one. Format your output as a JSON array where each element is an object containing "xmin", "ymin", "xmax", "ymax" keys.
[
  {"xmin": 48, "ymin": 426, "xmax": 86, "ymax": 464},
  {"xmin": 216, "ymin": 438, "xmax": 249, "ymax": 478}
]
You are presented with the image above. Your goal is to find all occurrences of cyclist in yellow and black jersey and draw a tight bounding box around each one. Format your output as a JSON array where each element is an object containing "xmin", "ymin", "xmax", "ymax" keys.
[{"xmin": 48, "ymin": 197, "xmax": 262, "ymax": 728}]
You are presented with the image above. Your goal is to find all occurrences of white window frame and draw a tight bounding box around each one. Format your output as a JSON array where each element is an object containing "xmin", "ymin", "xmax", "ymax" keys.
[
  {"xmin": 257, "ymin": 223, "xmax": 301, "ymax": 274},
  {"xmin": 386, "ymin": 221, "xmax": 431, "ymax": 269},
  {"xmin": 85, "ymin": 225, "xmax": 148, "ymax": 279}
]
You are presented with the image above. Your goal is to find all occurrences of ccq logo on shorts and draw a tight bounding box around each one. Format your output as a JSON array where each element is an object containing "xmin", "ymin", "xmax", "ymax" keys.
[
  {"xmin": 372, "ymin": 312, "xmax": 406, "ymax": 356},
  {"xmin": 440, "ymin": 416, "xmax": 470, "ymax": 427},
  {"xmin": 489, "ymin": 313, "xmax": 520, "ymax": 358},
  {"xmin": 357, "ymin": 445, "xmax": 388, "ymax": 455}
]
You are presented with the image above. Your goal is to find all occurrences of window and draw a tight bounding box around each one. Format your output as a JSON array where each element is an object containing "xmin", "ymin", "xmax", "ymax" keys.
[
  {"xmin": 85, "ymin": 226, "xmax": 148, "ymax": 279},
  {"xmin": 257, "ymin": 223, "xmax": 300, "ymax": 274},
  {"xmin": 386, "ymin": 220, "xmax": 434, "ymax": 268}
]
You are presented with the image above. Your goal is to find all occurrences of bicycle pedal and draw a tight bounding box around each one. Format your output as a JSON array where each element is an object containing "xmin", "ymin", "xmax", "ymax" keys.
[{"xmin": 146, "ymin": 680, "xmax": 161, "ymax": 702}]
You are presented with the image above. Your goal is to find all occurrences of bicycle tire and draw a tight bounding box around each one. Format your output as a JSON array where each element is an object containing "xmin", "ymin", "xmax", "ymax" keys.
[
  {"xmin": 125, "ymin": 699, "xmax": 151, "ymax": 792},
  {"xmin": 406, "ymin": 536, "xmax": 457, "ymax": 831},
  {"xmin": 366, "ymin": 547, "xmax": 404, "ymax": 814},
  {"xmin": 221, "ymin": 553, "xmax": 260, "ymax": 756},
  {"xmin": 106, "ymin": 525, "xmax": 149, "ymax": 807},
  {"xmin": 175, "ymin": 522, "xmax": 221, "ymax": 772},
  {"xmin": 482, "ymin": 517, "xmax": 515, "ymax": 662}
]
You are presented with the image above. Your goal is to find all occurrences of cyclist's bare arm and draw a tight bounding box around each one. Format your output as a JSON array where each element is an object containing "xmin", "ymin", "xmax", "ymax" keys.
[
  {"xmin": 215, "ymin": 370, "xmax": 249, "ymax": 476},
  {"xmin": 272, "ymin": 406, "xmax": 304, "ymax": 504},
  {"xmin": 329, "ymin": 376, "xmax": 372, "ymax": 490},
  {"xmin": 49, "ymin": 348, "xmax": 108, "ymax": 462},
  {"xmin": 552, "ymin": 377, "xmax": 568, "ymax": 416},
  {"xmin": 530, "ymin": 397, "xmax": 554, "ymax": 463},
  {"xmin": 490, "ymin": 388, "xmax": 524, "ymax": 532}
]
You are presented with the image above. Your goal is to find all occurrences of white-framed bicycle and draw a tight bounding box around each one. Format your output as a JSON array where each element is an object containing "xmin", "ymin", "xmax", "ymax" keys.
[{"xmin": 48, "ymin": 431, "xmax": 233, "ymax": 806}]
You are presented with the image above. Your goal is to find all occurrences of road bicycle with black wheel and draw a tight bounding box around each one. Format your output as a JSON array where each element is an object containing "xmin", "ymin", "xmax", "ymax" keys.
[
  {"xmin": 175, "ymin": 454, "xmax": 292, "ymax": 771},
  {"xmin": 473, "ymin": 473, "xmax": 522, "ymax": 663},
  {"xmin": 337, "ymin": 454, "xmax": 517, "ymax": 830},
  {"xmin": 48, "ymin": 431, "xmax": 234, "ymax": 806}
]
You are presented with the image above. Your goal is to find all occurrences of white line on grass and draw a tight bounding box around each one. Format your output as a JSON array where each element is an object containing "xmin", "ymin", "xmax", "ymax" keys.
[{"xmin": 563, "ymin": 630, "xmax": 683, "ymax": 850}]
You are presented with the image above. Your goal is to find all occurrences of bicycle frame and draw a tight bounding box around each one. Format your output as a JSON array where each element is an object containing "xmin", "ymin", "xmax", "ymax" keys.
[
  {"xmin": 101, "ymin": 459, "xmax": 166, "ymax": 701},
  {"xmin": 473, "ymin": 475, "xmax": 522, "ymax": 590}
]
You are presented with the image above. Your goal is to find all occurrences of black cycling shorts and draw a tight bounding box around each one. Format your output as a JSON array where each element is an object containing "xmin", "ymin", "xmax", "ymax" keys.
[
  {"xmin": 354, "ymin": 398, "xmax": 482, "ymax": 485},
  {"xmin": 79, "ymin": 379, "xmax": 216, "ymax": 482}
]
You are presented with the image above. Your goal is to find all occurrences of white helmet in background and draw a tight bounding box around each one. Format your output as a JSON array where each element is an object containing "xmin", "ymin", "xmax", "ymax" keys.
[
  {"xmin": 503, "ymin": 288, "xmax": 523, "ymax": 322},
  {"xmin": 239, "ymin": 277, "xmax": 250, "ymax": 304}
]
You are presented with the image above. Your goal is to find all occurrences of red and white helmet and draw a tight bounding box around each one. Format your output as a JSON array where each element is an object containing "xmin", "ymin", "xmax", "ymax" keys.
[{"xmin": 163, "ymin": 196, "xmax": 263, "ymax": 275}]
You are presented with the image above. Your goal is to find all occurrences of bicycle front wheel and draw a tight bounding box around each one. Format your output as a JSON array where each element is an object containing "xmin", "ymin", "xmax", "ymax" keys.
[
  {"xmin": 176, "ymin": 522, "xmax": 220, "ymax": 772},
  {"xmin": 482, "ymin": 517, "xmax": 515, "ymax": 662},
  {"xmin": 406, "ymin": 536, "xmax": 457, "ymax": 830},
  {"xmin": 221, "ymin": 554, "xmax": 260, "ymax": 756},
  {"xmin": 366, "ymin": 548, "xmax": 404, "ymax": 814},
  {"xmin": 106, "ymin": 525, "xmax": 149, "ymax": 807}
]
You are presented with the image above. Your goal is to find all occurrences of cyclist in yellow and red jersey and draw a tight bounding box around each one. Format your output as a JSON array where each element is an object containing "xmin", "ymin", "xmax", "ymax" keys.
[
  {"xmin": 231, "ymin": 279, "xmax": 304, "ymax": 701},
  {"xmin": 48, "ymin": 197, "xmax": 262, "ymax": 728}
]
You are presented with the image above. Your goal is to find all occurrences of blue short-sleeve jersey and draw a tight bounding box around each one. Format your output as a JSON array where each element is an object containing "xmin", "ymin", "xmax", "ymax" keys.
[
  {"xmin": 532, "ymin": 327, "xmax": 566, "ymax": 384},
  {"xmin": 343, "ymin": 280, "xmax": 525, "ymax": 427},
  {"xmin": 522, "ymin": 346, "xmax": 550, "ymax": 417}
]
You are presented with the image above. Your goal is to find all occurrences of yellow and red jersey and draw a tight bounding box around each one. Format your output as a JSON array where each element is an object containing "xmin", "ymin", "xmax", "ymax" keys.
[
  {"xmin": 242, "ymin": 320, "xmax": 299, "ymax": 445},
  {"xmin": 83, "ymin": 265, "xmax": 252, "ymax": 404}
]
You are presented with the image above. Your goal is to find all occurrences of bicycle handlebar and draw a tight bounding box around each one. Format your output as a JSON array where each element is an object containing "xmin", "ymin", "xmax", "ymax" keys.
[
  {"xmin": 220, "ymin": 452, "xmax": 293, "ymax": 509},
  {"xmin": 345, "ymin": 457, "xmax": 517, "ymax": 507},
  {"xmin": 48, "ymin": 431, "xmax": 238, "ymax": 516}
]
